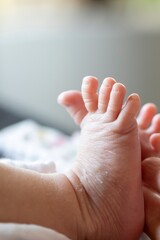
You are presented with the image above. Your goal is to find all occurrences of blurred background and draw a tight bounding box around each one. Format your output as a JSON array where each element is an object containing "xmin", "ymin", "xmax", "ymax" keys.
[{"xmin": 1, "ymin": 0, "xmax": 160, "ymax": 134}]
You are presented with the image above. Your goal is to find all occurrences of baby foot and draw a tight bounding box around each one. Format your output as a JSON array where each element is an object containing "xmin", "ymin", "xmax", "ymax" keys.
[
  {"xmin": 142, "ymin": 157, "xmax": 160, "ymax": 240},
  {"xmin": 66, "ymin": 78, "xmax": 144, "ymax": 239},
  {"xmin": 59, "ymin": 87, "xmax": 160, "ymax": 160},
  {"xmin": 137, "ymin": 103, "xmax": 160, "ymax": 159}
]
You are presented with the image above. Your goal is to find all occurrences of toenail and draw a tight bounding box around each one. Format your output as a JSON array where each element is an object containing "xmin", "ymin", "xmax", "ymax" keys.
[
  {"xmin": 103, "ymin": 77, "xmax": 116, "ymax": 85},
  {"xmin": 112, "ymin": 84, "xmax": 120, "ymax": 92},
  {"xmin": 103, "ymin": 79, "xmax": 115, "ymax": 88},
  {"xmin": 57, "ymin": 94, "xmax": 64, "ymax": 103},
  {"xmin": 112, "ymin": 83, "xmax": 125, "ymax": 92},
  {"xmin": 83, "ymin": 76, "xmax": 98, "ymax": 84}
]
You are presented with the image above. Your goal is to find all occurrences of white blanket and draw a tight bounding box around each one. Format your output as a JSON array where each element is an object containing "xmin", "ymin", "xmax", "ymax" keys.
[
  {"xmin": 0, "ymin": 224, "xmax": 70, "ymax": 240},
  {"xmin": 0, "ymin": 224, "xmax": 150, "ymax": 240}
]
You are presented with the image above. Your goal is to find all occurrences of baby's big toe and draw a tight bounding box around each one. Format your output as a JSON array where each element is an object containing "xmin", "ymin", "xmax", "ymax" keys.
[{"xmin": 117, "ymin": 94, "xmax": 141, "ymax": 132}]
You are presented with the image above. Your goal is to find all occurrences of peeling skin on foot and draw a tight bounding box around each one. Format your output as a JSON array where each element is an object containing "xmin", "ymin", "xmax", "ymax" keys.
[
  {"xmin": 95, "ymin": 176, "xmax": 103, "ymax": 184},
  {"xmin": 82, "ymin": 169, "xmax": 90, "ymax": 182},
  {"xmin": 61, "ymin": 77, "xmax": 144, "ymax": 239},
  {"xmin": 82, "ymin": 168, "xmax": 104, "ymax": 185},
  {"xmin": 80, "ymin": 163, "xmax": 109, "ymax": 188}
]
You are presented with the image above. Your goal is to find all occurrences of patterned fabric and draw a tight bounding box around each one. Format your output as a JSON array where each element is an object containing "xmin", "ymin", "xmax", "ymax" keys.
[{"xmin": 0, "ymin": 120, "xmax": 79, "ymax": 172}]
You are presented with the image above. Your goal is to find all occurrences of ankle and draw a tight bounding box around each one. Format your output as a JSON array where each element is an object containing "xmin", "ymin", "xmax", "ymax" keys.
[{"xmin": 66, "ymin": 169, "xmax": 104, "ymax": 240}]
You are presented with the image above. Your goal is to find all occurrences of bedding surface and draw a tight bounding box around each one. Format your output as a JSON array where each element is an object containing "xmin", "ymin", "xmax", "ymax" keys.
[
  {"xmin": 0, "ymin": 120, "xmax": 151, "ymax": 240},
  {"xmin": 0, "ymin": 224, "xmax": 70, "ymax": 240}
]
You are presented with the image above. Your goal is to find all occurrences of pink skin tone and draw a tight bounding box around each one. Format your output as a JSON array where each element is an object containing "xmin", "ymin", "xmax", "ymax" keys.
[
  {"xmin": 136, "ymin": 103, "xmax": 160, "ymax": 239},
  {"xmin": 142, "ymin": 158, "xmax": 160, "ymax": 240},
  {"xmin": 58, "ymin": 76, "xmax": 160, "ymax": 240},
  {"xmin": 137, "ymin": 103, "xmax": 160, "ymax": 159},
  {"xmin": 138, "ymin": 104, "xmax": 160, "ymax": 240},
  {"xmin": 59, "ymin": 76, "xmax": 144, "ymax": 239},
  {"xmin": 58, "ymin": 79, "xmax": 160, "ymax": 159},
  {"xmin": 0, "ymin": 77, "xmax": 144, "ymax": 240}
]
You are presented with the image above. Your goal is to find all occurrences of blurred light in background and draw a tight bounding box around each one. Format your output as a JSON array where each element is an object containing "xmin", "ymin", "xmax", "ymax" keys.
[
  {"xmin": 0, "ymin": 0, "xmax": 82, "ymax": 32},
  {"xmin": 1, "ymin": 0, "xmax": 160, "ymax": 134}
]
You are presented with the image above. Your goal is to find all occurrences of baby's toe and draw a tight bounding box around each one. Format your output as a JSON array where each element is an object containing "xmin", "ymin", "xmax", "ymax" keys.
[
  {"xmin": 137, "ymin": 103, "xmax": 157, "ymax": 130},
  {"xmin": 104, "ymin": 83, "xmax": 126, "ymax": 122},
  {"xmin": 117, "ymin": 94, "xmax": 140, "ymax": 131},
  {"xmin": 98, "ymin": 77, "xmax": 116, "ymax": 113},
  {"xmin": 58, "ymin": 90, "xmax": 88, "ymax": 125},
  {"xmin": 81, "ymin": 76, "xmax": 99, "ymax": 112},
  {"xmin": 150, "ymin": 133, "xmax": 160, "ymax": 153},
  {"xmin": 148, "ymin": 114, "xmax": 160, "ymax": 134}
]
